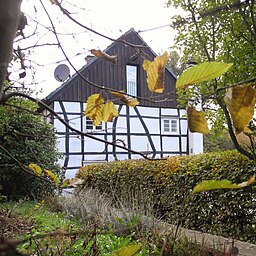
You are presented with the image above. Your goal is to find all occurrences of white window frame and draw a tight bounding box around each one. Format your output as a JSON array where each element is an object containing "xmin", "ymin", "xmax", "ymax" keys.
[
  {"xmin": 126, "ymin": 65, "xmax": 137, "ymax": 97},
  {"xmin": 162, "ymin": 118, "xmax": 179, "ymax": 134}
]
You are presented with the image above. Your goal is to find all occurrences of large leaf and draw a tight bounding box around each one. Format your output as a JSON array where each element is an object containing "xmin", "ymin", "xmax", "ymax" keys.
[
  {"xmin": 187, "ymin": 106, "xmax": 209, "ymax": 134},
  {"xmin": 102, "ymin": 101, "xmax": 118, "ymax": 122},
  {"xmin": 193, "ymin": 175, "xmax": 255, "ymax": 194},
  {"xmin": 112, "ymin": 244, "xmax": 142, "ymax": 256},
  {"xmin": 44, "ymin": 170, "xmax": 60, "ymax": 184},
  {"xmin": 111, "ymin": 90, "xmax": 139, "ymax": 107},
  {"xmin": 176, "ymin": 62, "xmax": 233, "ymax": 90},
  {"xmin": 84, "ymin": 94, "xmax": 104, "ymax": 126},
  {"xmin": 224, "ymin": 84, "xmax": 256, "ymax": 134},
  {"xmin": 143, "ymin": 51, "xmax": 169, "ymax": 93},
  {"xmin": 28, "ymin": 163, "xmax": 42, "ymax": 176},
  {"xmin": 91, "ymin": 49, "xmax": 117, "ymax": 64}
]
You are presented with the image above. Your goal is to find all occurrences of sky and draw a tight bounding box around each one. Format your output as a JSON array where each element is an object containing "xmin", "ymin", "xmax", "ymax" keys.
[{"xmin": 18, "ymin": 0, "xmax": 181, "ymax": 98}]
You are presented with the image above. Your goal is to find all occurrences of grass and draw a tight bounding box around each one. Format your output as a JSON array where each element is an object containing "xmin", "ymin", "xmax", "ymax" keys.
[
  {"xmin": 0, "ymin": 200, "xmax": 145, "ymax": 255},
  {"xmin": 0, "ymin": 190, "xmax": 232, "ymax": 256}
]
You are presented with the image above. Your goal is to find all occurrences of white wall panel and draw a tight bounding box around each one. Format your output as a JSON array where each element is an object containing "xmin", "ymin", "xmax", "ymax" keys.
[
  {"xmin": 181, "ymin": 137, "xmax": 187, "ymax": 152},
  {"xmin": 180, "ymin": 120, "xmax": 188, "ymax": 135},
  {"xmin": 162, "ymin": 137, "xmax": 179, "ymax": 151},
  {"xmin": 54, "ymin": 101, "xmax": 62, "ymax": 112},
  {"xmin": 136, "ymin": 106, "xmax": 159, "ymax": 117},
  {"xmin": 69, "ymin": 136, "xmax": 82, "ymax": 152},
  {"xmin": 150, "ymin": 136, "xmax": 161, "ymax": 151},
  {"xmin": 161, "ymin": 108, "xmax": 178, "ymax": 116},
  {"xmin": 84, "ymin": 136, "xmax": 106, "ymax": 152},
  {"xmin": 129, "ymin": 118, "xmax": 145, "ymax": 133},
  {"xmin": 63, "ymin": 102, "xmax": 81, "ymax": 112},
  {"xmin": 57, "ymin": 137, "xmax": 65, "ymax": 152},
  {"xmin": 84, "ymin": 154, "xmax": 106, "ymax": 161},
  {"xmin": 67, "ymin": 155, "xmax": 82, "ymax": 167},
  {"xmin": 131, "ymin": 136, "xmax": 152, "ymax": 151},
  {"xmin": 65, "ymin": 170, "xmax": 79, "ymax": 179},
  {"xmin": 54, "ymin": 115, "xmax": 65, "ymax": 132},
  {"xmin": 68, "ymin": 115, "xmax": 81, "ymax": 130},
  {"xmin": 143, "ymin": 118, "xmax": 160, "ymax": 134}
]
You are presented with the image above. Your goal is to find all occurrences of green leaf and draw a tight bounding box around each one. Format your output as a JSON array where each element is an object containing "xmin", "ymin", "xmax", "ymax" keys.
[
  {"xmin": 28, "ymin": 163, "xmax": 43, "ymax": 176},
  {"xmin": 112, "ymin": 244, "xmax": 142, "ymax": 256},
  {"xmin": 193, "ymin": 175, "xmax": 255, "ymax": 194},
  {"xmin": 176, "ymin": 62, "xmax": 233, "ymax": 90}
]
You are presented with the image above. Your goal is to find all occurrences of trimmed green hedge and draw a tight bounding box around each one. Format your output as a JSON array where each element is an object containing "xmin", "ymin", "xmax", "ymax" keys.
[{"xmin": 77, "ymin": 151, "xmax": 256, "ymax": 243}]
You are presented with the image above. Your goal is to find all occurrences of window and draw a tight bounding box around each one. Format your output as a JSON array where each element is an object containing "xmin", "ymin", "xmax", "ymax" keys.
[
  {"xmin": 126, "ymin": 65, "xmax": 137, "ymax": 97},
  {"xmin": 85, "ymin": 117, "xmax": 102, "ymax": 131},
  {"xmin": 162, "ymin": 119, "xmax": 179, "ymax": 134}
]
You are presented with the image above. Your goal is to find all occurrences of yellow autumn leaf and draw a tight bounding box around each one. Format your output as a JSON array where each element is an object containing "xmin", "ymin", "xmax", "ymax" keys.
[
  {"xmin": 28, "ymin": 163, "xmax": 43, "ymax": 176},
  {"xmin": 102, "ymin": 101, "xmax": 118, "ymax": 122},
  {"xmin": 91, "ymin": 49, "xmax": 117, "ymax": 64},
  {"xmin": 84, "ymin": 94, "xmax": 104, "ymax": 126},
  {"xmin": 111, "ymin": 90, "xmax": 139, "ymax": 107},
  {"xmin": 224, "ymin": 84, "xmax": 256, "ymax": 134},
  {"xmin": 112, "ymin": 244, "xmax": 142, "ymax": 256},
  {"xmin": 187, "ymin": 106, "xmax": 209, "ymax": 134},
  {"xmin": 193, "ymin": 175, "xmax": 255, "ymax": 194},
  {"xmin": 44, "ymin": 170, "xmax": 60, "ymax": 184},
  {"xmin": 143, "ymin": 51, "xmax": 169, "ymax": 93}
]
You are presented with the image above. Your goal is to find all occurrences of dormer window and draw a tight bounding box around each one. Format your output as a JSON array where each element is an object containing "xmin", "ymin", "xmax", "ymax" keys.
[{"xmin": 126, "ymin": 65, "xmax": 137, "ymax": 97}]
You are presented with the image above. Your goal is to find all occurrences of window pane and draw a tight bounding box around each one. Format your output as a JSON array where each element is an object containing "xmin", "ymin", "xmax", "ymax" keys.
[
  {"xmin": 126, "ymin": 65, "xmax": 137, "ymax": 97},
  {"xmin": 86, "ymin": 117, "xmax": 93, "ymax": 130},
  {"xmin": 170, "ymin": 120, "xmax": 178, "ymax": 133},
  {"xmin": 163, "ymin": 120, "xmax": 169, "ymax": 132}
]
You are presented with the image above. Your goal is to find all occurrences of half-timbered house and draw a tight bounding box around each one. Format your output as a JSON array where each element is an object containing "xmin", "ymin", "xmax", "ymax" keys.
[{"xmin": 43, "ymin": 28, "xmax": 203, "ymax": 178}]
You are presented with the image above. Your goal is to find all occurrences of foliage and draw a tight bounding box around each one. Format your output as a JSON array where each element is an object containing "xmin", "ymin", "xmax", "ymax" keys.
[
  {"xmin": 204, "ymin": 129, "xmax": 235, "ymax": 152},
  {"xmin": 168, "ymin": 0, "xmax": 256, "ymax": 157},
  {"xmin": 0, "ymin": 98, "xmax": 62, "ymax": 199},
  {"xmin": 77, "ymin": 151, "xmax": 256, "ymax": 243}
]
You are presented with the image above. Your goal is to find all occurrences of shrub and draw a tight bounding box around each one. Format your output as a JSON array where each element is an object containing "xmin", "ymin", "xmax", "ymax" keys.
[
  {"xmin": 77, "ymin": 151, "xmax": 256, "ymax": 243},
  {"xmin": 0, "ymin": 99, "xmax": 62, "ymax": 199}
]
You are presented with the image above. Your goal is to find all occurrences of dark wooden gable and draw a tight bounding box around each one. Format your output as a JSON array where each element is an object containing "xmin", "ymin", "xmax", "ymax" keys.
[{"xmin": 45, "ymin": 28, "xmax": 178, "ymax": 108}]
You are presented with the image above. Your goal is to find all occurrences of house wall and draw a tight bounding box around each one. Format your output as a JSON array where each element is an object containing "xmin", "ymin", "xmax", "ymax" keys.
[{"xmin": 52, "ymin": 101, "xmax": 196, "ymax": 179}]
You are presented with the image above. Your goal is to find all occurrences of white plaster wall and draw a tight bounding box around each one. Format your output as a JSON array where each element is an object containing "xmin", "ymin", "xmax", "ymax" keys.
[
  {"xmin": 161, "ymin": 108, "xmax": 178, "ymax": 116},
  {"xmin": 131, "ymin": 136, "xmax": 152, "ymax": 151},
  {"xmin": 136, "ymin": 106, "xmax": 159, "ymax": 117},
  {"xmin": 84, "ymin": 136, "xmax": 106, "ymax": 152},
  {"xmin": 54, "ymin": 115, "xmax": 65, "ymax": 132},
  {"xmin": 63, "ymin": 102, "xmax": 81, "ymax": 112},
  {"xmin": 143, "ymin": 118, "xmax": 160, "ymax": 134},
  {"xmin": 180, "ymin": 120, "xmax": 188, "ymax": 135},
  {"xmin": 129, "ymin": 118, "xmax": 145, "ymax": 133},
  {"xmin": 162, "ymin": 137, "xmax": 180, "ymax": 151},
  {"xmin": 68, "ymin": 115, "xmax": 81, "ymax": 130},
  {"xmin": 67, "ymin": 155, "xmax": 82, "ymax": 167},
  {"xmin": 69, "ymin": 136, "xmax": 81, "ymax": 152}
]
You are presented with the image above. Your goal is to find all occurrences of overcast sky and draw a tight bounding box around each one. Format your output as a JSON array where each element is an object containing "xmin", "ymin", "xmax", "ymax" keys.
[{"xmin": 19, "ymin": 0, "xmax": 181, "ymax": 98}]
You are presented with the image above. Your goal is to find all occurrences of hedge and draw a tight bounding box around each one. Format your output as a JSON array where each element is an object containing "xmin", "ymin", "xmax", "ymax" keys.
[{"xmin": 77, "ymin": 151, "xmax": 256, "ymax": 243}]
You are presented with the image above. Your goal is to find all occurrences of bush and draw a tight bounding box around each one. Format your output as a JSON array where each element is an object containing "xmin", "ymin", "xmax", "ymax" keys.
[
  {"xmin": 0, "ymin": 99, "xmax": 62, "ymax": 199},
  {"xmin": 77, "ymin": 151, "xmax": 256, "ymax": 243}
]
